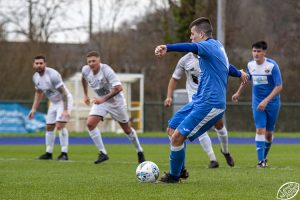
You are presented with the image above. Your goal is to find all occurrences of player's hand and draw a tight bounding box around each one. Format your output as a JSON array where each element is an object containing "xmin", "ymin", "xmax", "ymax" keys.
[
  {"xmin": 92, "ymin": 97, "xmax": 105, "ymax": 105},
  {"xmin": 83, "ymin": 96, "xmax": 90, "ymax": 106},
  {"xmin": 257, "ymin": 99, "xmax": 268, "ymax": 111},
  {"xmin": 240, "ymin": 69, "xmax": 249, "ymax": 85},
  {"xmin": 28, "ymin": 110, "xmax": 35, "ymax": 120},
  {"xmin": 232, "ymin": 93, "xmax": 240, "ymax": 102},
  {"xmin": 164, "ymin": 97, "xmax": 173, "ymax": 107},
  {"xmin": 60, "ymin": 110, "xmax": 70, "ymax": 121},
  {"xmin": 155, "ymin": 45, "xmax": 167, "ymax": 57}
]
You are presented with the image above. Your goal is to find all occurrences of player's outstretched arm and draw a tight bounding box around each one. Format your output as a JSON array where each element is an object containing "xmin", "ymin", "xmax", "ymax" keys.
[
  {"xmin": 155, "ymin": 45, "xmax": 167, "ymax": 56},
  {"xmin": 166, "ymin": 43, "xmax": 198, "ymax": 54},
  {"xmin": 239, "ymin": 70, "xmax": 249, "ymax": 85},
  {"xmin": 229, "ymin": 65, "xmax": 249, "ymax": 84},
  {"xmin": 155, "ymin": 43, "xmax": 198, "ymax": 56}
]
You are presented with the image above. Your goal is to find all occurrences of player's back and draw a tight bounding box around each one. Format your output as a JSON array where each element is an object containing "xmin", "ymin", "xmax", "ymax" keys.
[{"xmin": 193, "ymin": 38, "xmax": 229, "ymax": 109}]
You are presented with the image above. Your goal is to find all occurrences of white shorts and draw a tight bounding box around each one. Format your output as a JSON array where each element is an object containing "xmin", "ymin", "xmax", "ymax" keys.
[
  {"xmin": 46, "ymin": 95, "xmax": 73, "ymax": 124},
  {"xmin": 89, "ymin": 103, "xmax": 129, "ymax": 123}
]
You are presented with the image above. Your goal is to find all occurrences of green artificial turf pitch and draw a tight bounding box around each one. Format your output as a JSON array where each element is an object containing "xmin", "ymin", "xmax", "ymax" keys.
[{"xmin": 0, "ymin": 144, "xmax": 299, "ymax": 200}]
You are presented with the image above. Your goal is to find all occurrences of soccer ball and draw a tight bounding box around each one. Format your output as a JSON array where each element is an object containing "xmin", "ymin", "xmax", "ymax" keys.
[{"xmin": 136, "ymin": 161, "xmax": 160, "ymax": 183}]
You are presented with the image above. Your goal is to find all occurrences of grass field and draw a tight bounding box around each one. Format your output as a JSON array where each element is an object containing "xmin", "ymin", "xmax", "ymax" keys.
[{"xmin": 0, "ymin": 143, "xmax": 299, "ymax": 200}]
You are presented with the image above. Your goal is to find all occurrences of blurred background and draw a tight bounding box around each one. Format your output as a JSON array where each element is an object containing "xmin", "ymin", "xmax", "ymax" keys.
[{"xmin": 0, "ymin": 0, "xmax": 299, "ymax": 133}]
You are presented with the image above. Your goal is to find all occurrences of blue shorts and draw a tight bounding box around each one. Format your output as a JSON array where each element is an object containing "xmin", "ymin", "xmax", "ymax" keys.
[
  {"xmin": 168, "ymin": 102, "xmax": 225, "ymax": 142},
  {"xmin": 252, "ymin": 106, "xmax": 280, "ymax": 132}
]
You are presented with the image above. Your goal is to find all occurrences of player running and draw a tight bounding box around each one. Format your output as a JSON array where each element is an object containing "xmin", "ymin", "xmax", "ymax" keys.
[{"xmin": 81, "ymin": 51, "xmax": 146, "ymax": 164}]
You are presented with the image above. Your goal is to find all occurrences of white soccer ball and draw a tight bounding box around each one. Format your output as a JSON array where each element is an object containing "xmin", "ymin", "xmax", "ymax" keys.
[{"xmin": 136, "ymin": 161, "xmax": 160, "ymax": 183}]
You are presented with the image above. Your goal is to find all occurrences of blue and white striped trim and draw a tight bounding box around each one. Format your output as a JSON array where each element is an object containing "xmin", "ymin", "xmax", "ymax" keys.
[{"xmin": 187, "ymin": 108, "xmax": 225, "ymax": 139}]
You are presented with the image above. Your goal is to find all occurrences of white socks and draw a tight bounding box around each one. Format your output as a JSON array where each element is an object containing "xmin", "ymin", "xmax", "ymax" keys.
[
  {"xmin": 127, "ymin": 128, "xmax": 143, "ymax": 152},
  {"xmin": 88, "ymin": 128, "xmax": 107, "ymax": 154},
  {"xmin": 58, "ymin": 128, "xmax": 69, "ymax": 153},
  {"xmin": 45, "ymin": 131, "xmax": 55, "ymax": 153},
  {"xmin": 215, "ymin": 126, "xmax": 229, "ymax": 153},
  {"xmin": 198, "ymin": 132, "xmax": 217, "ymax": 161}
]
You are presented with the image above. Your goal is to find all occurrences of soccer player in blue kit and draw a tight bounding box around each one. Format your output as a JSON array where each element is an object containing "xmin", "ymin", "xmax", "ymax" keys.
[
  {"xmin": 232, "ymin": 41, "xmax": 282, "ymax": 168},
  {"xmin": 155, "ymin": 17, "xmax": 232, "ymax": 183}
]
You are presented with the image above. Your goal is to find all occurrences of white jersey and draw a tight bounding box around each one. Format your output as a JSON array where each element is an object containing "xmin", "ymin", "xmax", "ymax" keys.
[
  {"xmin": 32, "ymin": 67, "xmax": 71, "ymax": 103},
  {"xmin": 172, "ymin": 53, "xmax": 200, "ymax": 101},
  {"xmin": 81, "ymin": 63, "xmax": 126, "ymax": 107}
]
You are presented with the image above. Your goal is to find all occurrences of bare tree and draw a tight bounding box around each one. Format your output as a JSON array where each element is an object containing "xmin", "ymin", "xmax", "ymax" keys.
[{"xmin": 0, "ymin": 0, "xmax": 86, "ymax": 43}]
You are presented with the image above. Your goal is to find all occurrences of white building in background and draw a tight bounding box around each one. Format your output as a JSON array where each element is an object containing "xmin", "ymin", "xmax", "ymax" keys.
[{"xmin": 64, "ymin": 73, "xmax": 144, "ymax": 133}]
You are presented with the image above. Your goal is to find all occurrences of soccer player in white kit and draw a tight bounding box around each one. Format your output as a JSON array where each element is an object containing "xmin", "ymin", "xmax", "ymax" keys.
[
  {"xmin": 28, "ymin": 55, "xmax": 73, "ymax": 160},
  {"xmin": 81, "ymin": 51, "xmax": 145, "ymax": 164}
]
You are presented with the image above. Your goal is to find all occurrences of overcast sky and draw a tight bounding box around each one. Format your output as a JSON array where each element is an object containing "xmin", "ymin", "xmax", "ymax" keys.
[{"xmin": 0, "ymin": 0, "xmax": 168, "ymax": 43}]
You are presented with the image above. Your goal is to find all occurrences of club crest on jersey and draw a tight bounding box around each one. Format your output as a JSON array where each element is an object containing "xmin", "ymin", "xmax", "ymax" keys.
[{"xmin": 265, "ymin": 69, "xmax": 270, "ymax": 73}]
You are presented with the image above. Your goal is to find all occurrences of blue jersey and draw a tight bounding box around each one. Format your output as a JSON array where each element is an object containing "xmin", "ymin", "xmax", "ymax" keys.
[
  {"xmin": 247, "ymin": 58, "xmax": 282, "ymax": 110},
  {"xmin": 166, "ymin": 38, "xmax": 229, "ymax": 109}
]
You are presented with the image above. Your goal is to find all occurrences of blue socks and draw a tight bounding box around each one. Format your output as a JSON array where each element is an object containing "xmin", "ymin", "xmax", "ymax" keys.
[
  {"xmin": 255, "ymin": 134, "xmax": 265, "ymax": 162},
  {"xmin": 170, "ymin": 143, "xmax": 186, "ymax": 179},
  {"xmin": 264, "ymin": 141, "xmax": 272, "ymax": 159}
]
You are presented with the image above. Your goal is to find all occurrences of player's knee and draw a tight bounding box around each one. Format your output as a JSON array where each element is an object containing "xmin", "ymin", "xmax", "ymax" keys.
[
  {"xmin": 256, "ymin": 128, "xmax": 266, "ymax": 135},
  {"xmin": 46, "ymin": 124, "xmax": 55, "ymax": 131},
  {"xmin": 167, "ymin": 127, "xmax": 174, "ymax": 137},
  {"xmin": 265, "ymin": 131, "xmax": 273, "ymax": 141},
  {"xmin": 56, "ymin": 123, "xmax": 65, "ymax": 130},
  {"xmin": 123, "ymin": 126, "xmax": 132, "ymax": 135},
  {"xmin": 86, "ymin": 121, "xmax": 96, "ymax": 131},
  {"xmin": 171, "ymin": 131, "xmax": 185, "ymax": 146},
  {"xmin": 214, "ymin": 119, "xmax": 223, "ymax": 130}
]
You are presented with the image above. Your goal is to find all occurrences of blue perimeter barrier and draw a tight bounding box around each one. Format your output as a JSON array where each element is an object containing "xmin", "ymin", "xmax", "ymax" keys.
[{"xmin": 0, "ymin": 137, "xmax": 300, "ymax": 145}]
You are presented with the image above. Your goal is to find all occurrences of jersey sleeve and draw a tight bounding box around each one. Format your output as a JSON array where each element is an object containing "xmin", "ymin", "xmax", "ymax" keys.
[
  {"xmin": 166, "ymin": 43, "xmax": 198, "ymax": 54},
  {"xmin": 81, "ymin": 65, "xmax": 89, "ymax": 79},
  {"xmin": 104, "ymin": 66, "xmax": 121, "ymax": 87},
  {"xmin": 228, "ymin": 64, "xmax": 241, "ymax": 77},
  {"xmin": 272, "ymin": 63, "xmax": 282, "ymax": 86},
  {"xmin": 32, "ymin": 75, "xmax": 39, "ymax": 90},
  {"xmin": 50, "ymin": 70, "xmax": 64, "ymax": 89},
  {"xmin": 246, "ymin": 63, "xmax": 252, "ymax": 80},
  {"xmin": 172, "ymin": 57, "xmax": 186, "ymax": 80}
]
